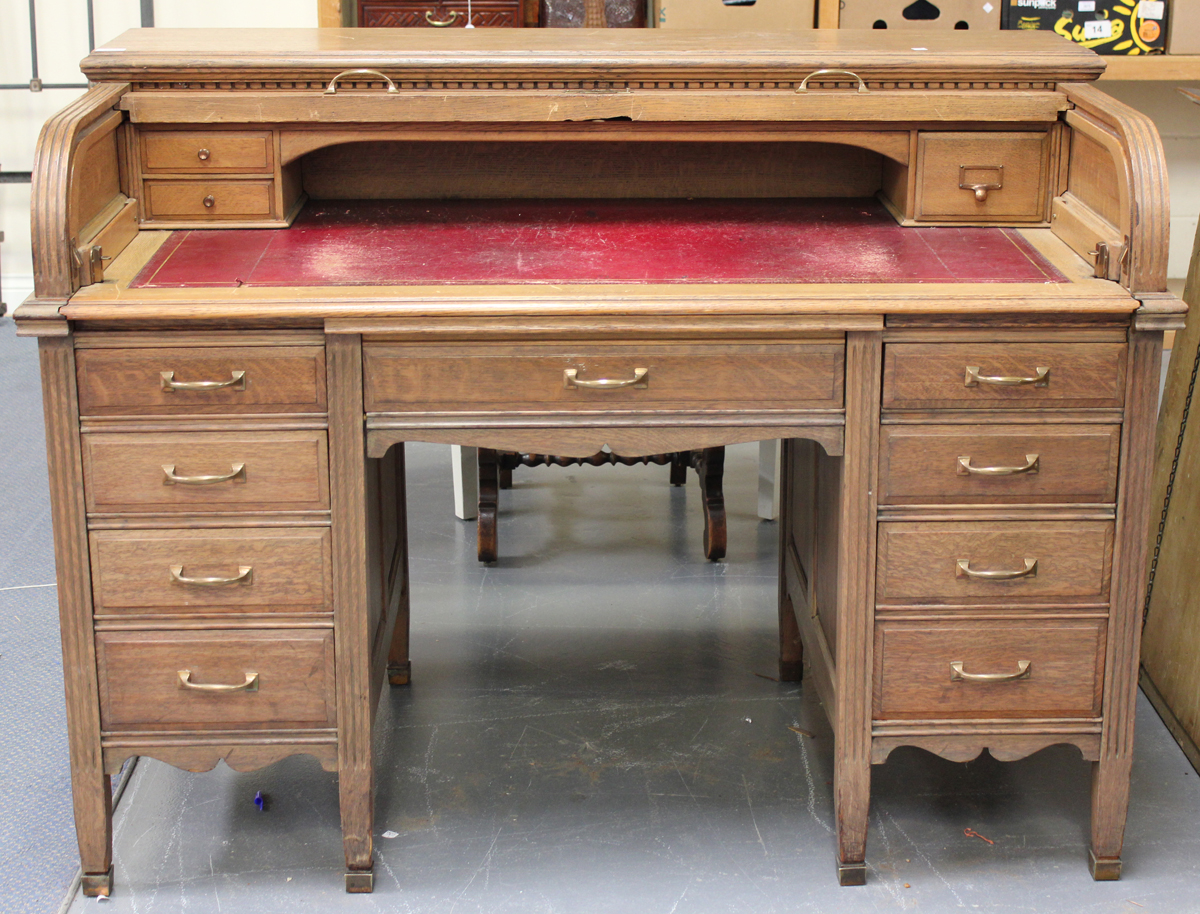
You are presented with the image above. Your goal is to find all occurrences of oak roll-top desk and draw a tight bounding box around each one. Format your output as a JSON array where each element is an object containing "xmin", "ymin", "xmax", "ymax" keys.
[{"xmin": 16, "ymin": 28, "xmax": 1184, "ymax": 896}]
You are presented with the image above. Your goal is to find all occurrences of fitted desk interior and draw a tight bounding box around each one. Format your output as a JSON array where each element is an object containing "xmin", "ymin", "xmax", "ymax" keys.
[{"xmin": 17, "ymin": 28, "xmax": 1185, "ymax": 895}]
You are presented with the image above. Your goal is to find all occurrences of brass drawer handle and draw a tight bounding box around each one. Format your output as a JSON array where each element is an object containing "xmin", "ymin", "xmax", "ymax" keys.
[
  {"xmin": 202, "ymin": 195, "xmax": 215, "ymax": 208},
  {"xmin": 964, "ymin": 366, "xmax": 1049, "ymax": 388},
  {"xmin": 956, "ymin": 454, "xmax": 1040, "ymax": 477},
  {"xmin": 178, "ymin": 669, "xmax": 259, "ymax": 693},
  {"xmin": 169, "ymin": 564, "xmax": 253, "ymax": 587},
  {"xmin": 956, "ymin": 558, "xmax": 1038, "ymax": 580},
  {"xmin": 425, "ymin": 9, "xmax": 462, "ymax": 25},
  {"xmin": 197, "ymin": 148, "xmax": 211, "ymax": 161},
  {"xmin": 796, "ymin": 68, "xmax": 868, "ymax": 94},
  {"xmin": 959, "ymin": 165, "xmax": 1004, "ymax": 203},
  {"xmin": 324, "ymin": 68, "xmax": 399, "ymax": 95},
  {"xmin": 564, "ymin": 367, "xmax": 648, "ymax": 390},
  {"xmin": 160, "ymin": 369, "xmax": 246, "ymax": 392},
  {"xmin": 162, "ymin": 463, "xmax": 246, "ymax": 486},
  {"xmin": 950, "ymin": 660, "xmax": 1031, "ymax": 683}
]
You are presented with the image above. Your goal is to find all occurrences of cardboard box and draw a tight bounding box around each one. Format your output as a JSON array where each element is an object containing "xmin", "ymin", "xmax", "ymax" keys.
[
  {"xmin": 1168, "ymin": 0, "xmax": 1199, "ymax": 52},
  {"xmin": 657, "ymin": 0, "xmax": 816, "ymax": 30},
  {"xmin": 840, "ymin": 0, "xmax": 999, "ymax": 30},
  {"xmin": 1002, "ymin": 0, "xmax": 1168, "ymax": 54}
]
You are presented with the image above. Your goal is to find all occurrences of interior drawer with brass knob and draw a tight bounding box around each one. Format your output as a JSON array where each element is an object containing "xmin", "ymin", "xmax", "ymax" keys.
[
  {"xmin": 878, "ymin": 424, "xmax": 1121, "ymax": 505},
  {"xmin": 143, "ymin": 180, "xmax": 275, "ymax": 224},
  {"xmin": 90, "ymin": 528, "xmax": 332, "ymax": 617},
  {"xmin": 873, "ymin": 617, "xmax": 1106, "ymax": 719},
  {"xmin": 914, "ymin": 131, "xmax": 1051, "ymax": 223},
  {"xmin": 81, "ymin": 430, "xmax": 329, "ymax": 515},
  {"xmin": 96, "ymin": 629, "xmax": 336, "ymax": 730},
  {"xmin": 876, "ymin": 520, "xmax": 1114, "ymax": 606},
  {"xmin": 882, "ymin": 342, "xmax": 1127, "ymax": 410},
  {"xmin": 140, "ymin": 130, "xmax": 274, "ymax": 174}
]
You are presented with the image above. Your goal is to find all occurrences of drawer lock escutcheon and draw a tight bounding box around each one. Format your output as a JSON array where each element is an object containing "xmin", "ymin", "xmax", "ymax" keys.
[
  {"xmin": 959, "ymin": 165, "xmax": 1003, "ymax": 203},
  {"xmin": 160, "ymin": 370, "xmax": 246, "ymax": 392},
  {"xmin": 178, "ymin": 669, "xmax": 260, "ymax": 693},
  {"xmin": 949, "ymin": 660, "xmax": 1031, "ymax": 683},
  {"xmin": 563, "ymin": 367, "xmax": 649, "ymax": 390},
  {"xmin": 169, "ymin": 564, "xmax": 253, "ymax": 587},
  {"xmin": 956, "ymin": 558, "xmax": 1038, "ymax": 580},
  {"xmin": 964, "ymin": 366, "xmax": 1049, "ymax": 388},
  {"xmin": 162, "ymin": 463, "xmax": 246, "ymax": 486},
  {"xmin": 956, "ymin": 454, "xmax": 1040, "ymax": 476}
]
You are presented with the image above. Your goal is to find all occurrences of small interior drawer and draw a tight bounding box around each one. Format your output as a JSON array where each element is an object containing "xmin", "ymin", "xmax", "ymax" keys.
[
  {"xmin": 914, "ymin": 131, "xmax": 1051, "ymax": 223},
  {"xmin": 76, "ymin": 346, "xmax": 326, "ymax": 416},
  {"xmin": 144, "ymin": 180, "xmax": 274, "ymax": 221},
  {"xmin": 363, "ymin": 341, "xmax": 845, "ymax": 412},
  {"xmin": 876, "ymin": 520, "xmax": 1114, "ymax": 606},
  {"xmin": 97, "ymin": 629, "xmax": 336, "ymax": 730},
  {"xmin": 873, "ymin": 617, "xmax": 1105, "ymax": 719},
  {"xmin": 141, "ymin": 130, "xmax": 274, "ymax": 174},
  {"xmin": 878, "ymin": 424, "xmax": 1121, "ymax": 505},
  {"xmin": 359, "ymin": 0, "xmax": 523, "ymax": 26},
  {"xmin": 82, "ymin": 430, "xmax": 330, "ymax": 515},
  {"xmin": 90, "ymin": 528, "xmax": 332, "ymax": 616},
  {"xmin": 882, "ymin": 342, "xmax": 1127, "ymax": 410}
]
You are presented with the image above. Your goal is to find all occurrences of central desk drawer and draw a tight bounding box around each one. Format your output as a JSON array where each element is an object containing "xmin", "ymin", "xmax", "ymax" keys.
[
  {"xmin": 873, "ymin": 618, "xmax": 1105, "ymax": 719},
  {"xmin": 363, "ymin": 342, "xmax": 844, "ymax": 412},
  {"xmin": 876, "ymin": 521, "xmax": 1114, "ymax": 606},
  {"xmin": 90, "ymin": 528, "xmax": 332, "ymax": 616},
  {"xmin": 96, "ymin": 629, "xmax": 336, "ymax": 730},
  {"xmin": 82, "ymin": 431, "xmax": 329, "ymax": 515}
]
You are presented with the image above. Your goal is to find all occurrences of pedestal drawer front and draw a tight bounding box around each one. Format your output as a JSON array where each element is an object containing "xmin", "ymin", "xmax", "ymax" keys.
[
  {"xmin": 90, "ymin": 528, "xmax": 332, "ymax": 616},
  {"xmin": 96, "ymin": 629, "xmax": 336, "ymax": 730},
  {"xmin": 915, "ymin": 131, "xmax": 1051, "ymax": 223},
  {"xmin": 878, "ymin": 425, "xmax": 1121, "ymax": 505},
  {"xmin": 363, "ymin": 341, "xmax": 844, "ymax": 411},
  {"xmin": 144, "ymin": 180, "xmax": 274, "ymax": 221},
  {"xmin": 883, "ymin": 342, "xmax": 1127, "ymax": 409},
  {"xmin": 876, "ymin": 521, "xmax": 1113, "ymax": 605},
  {"xmin": 82, "ymin": 431, "xmax": 329, "ymax": 514},
  {"xmin": 873, "ymin": 618, "xmax": 1105, "ymax": 719},
  {"xmin": 77, "ymin": 346, "xmax": 326, "ymax": 416},
  {"xmin": 141, "ymin": 130, "xmax": 274, "ymax": 174}
]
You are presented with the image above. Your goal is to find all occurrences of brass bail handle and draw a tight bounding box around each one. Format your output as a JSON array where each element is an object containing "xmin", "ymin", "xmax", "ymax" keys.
[
  {"xmin": 325, "ymin": 69, "xmax": 399, "ymax": 95},
  {"xmin": 796, "ymin": 69, "xmax": 869, "ymax": 94}
]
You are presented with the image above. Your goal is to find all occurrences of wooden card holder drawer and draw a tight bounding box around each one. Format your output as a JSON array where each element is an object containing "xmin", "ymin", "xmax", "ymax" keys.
[
  {"xmin": 82, "ymin": 431, "xmax": 330, "ymax": 515},
  {"xmin": 144, "ymin": 180, "xmax": 274, "ymax": 222},
  {"xmin": 873, "ymin": 618, "xmax": 1105, "ymax": 719},
  {"xmin": 883, "ymin": 342, "xmax": 1127, "ymax": 410},
  {"xmin": 363, "ymin": 341, "xmax": 845, "ymax": 412},
  {"xmin": 359, "ymin": 0, "xmax": 524, "ymax": 26},
  {"xmin": 77, "ymin": 346, "xmax": 326, "ymax": 416},
  {"xmin": 878, "ymin": 424, "xmax": 1121, "ymax": 505},
  {"xmin": 914, "ymin": 131, "xmax": 1051, "ymax": 223},
  {"xmin": 876, "ymin": 520, "xmax": 1114, "ymax": 606},
  {"xmin": 141, "ymin": 131, "xmax": 274, "ymax": 174},
  {"xmin": 90, "ymin": 528, "xmax": 332, "ymax": 617},
  {"xmin": 96, "ymin": 629, "xmax": 336, "ymax": 730}
]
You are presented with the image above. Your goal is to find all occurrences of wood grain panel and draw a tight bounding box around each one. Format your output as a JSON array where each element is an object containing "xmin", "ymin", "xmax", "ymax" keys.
[
  {"xmin": 878, "ymin": 424, "xmax": 1121, "ymax": 505},
  {"xmin": 363, "ymin": 342, "xmax": 844, "ymax": 412},
  {"xmin": 77, "ymin": 346, "xmax": 326, "ymax": 416},
  {"xmin": 883, "ymin": 342, "xmax": 1127, "ymax": 409},
  {"xmin": 141, "ymin": 130, "xmax": 273, "ymax": 174},
  {"xmin": 144, "ymin": 180, "xmax": 274, "ymax": 220},
  {"xmin": 96, "ymin": 629, "xmax": 336, "ymax": 729},
  {"xmin": 876, "ymin": 520, "xmax": 1114, "ymax": 605},
  {"xmin": 874, "ymin": 618, "xmax": 1106, "ymax": 719},
  {"xmin": 90, "ymin": 528, "xmax": 332, "ymax": 615},
  {"xmin": 82, "ymin": 430, "xmax": 329, "ymax": 514},
  {"xmin": 915, "ymin": 131, "xmax": 1050, "ymax": 223}
]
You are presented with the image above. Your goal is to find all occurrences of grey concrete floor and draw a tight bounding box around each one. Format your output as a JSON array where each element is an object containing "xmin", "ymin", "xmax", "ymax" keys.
[{"xmin": 2, "ymin": 321, "xmax": 1200, "ymax": 913}]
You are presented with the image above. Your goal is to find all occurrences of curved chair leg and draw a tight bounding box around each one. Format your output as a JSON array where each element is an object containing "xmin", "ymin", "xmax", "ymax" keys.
[
  {"xmin": 695, "ymin": 447, "xmax": 727, "ymax": 561},
  {"xmin": 477, "ymin": 448, "xmax": 499, "ymax": 563}
]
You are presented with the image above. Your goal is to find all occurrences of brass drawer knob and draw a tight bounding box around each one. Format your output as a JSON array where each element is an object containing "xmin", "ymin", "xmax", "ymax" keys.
[
  {"xmin": 563, "ymin": 367, "xmax": 648, "ymax": 390},
  {"xmin": 197, "ymin": 148, "xmax": 211, "ymax": 161},
  {"xmin": 950, "ymin": 660, "xmax": 1031, "ymax": 683},
  {"xmin": 956, "ymin": 454, "xmax": 1040, "ymax": 477},
  {"xmin": 160, "ymin": 369, "xmax": 246, "ymax": 392},
  {"xmin": 956, "ymin": 557, "xmax": 1038, "ymax": 580},
  {"xmin": 959, "ymin": 165, "xmax": 1004, "ymax": 203},
  {"xmin": 178, "ymin": 669, "xmax": 260, "ymax": 693},
  {"xmin": 203, "ymin": 194, "xmax": 215, "ymax": 208},
  {"xmin": 169, "ymin": 564, "xmax": 253, "ymax": 587},
  {"xmin": 161, "ymin": 463, "xmax": 246, "ymax": 486},
  {"xmin": 964, "ymin": 365, "xmax": 1049, "ymax": 388}
]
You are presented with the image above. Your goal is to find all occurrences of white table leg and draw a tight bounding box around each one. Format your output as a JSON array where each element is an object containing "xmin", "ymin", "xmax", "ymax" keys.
[
  {"xmin": 451, "ymin": 445, "xmax": 479, "ymax": 520},
  {"xmin": 758, "ymin": 439, "xmax": 781, "ymax": 521}
]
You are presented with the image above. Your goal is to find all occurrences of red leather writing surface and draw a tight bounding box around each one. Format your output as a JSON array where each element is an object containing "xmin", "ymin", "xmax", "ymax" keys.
[{"xmin": 131, "ymin": 198, "xmax": 1065, "ymax": 288}]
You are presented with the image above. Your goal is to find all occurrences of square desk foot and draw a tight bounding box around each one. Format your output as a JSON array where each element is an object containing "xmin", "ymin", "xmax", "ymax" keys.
[
  {"xmin": 82, "ymin": 868, "xmax": 114, "ymax": 897},
  {"xmin": 345, "ymin": 867, "xmax": 375, "ymax": 893},
  {"xmin": 837, "ymin": 861, "xmax": 867, "ymax": 886},
  {"xmin": 778, "ymin": 660, "xmax": 804, "ymax": 683},
  {"xmin": 388, "ymin": 661, "xmax": 412, "ymax": 687},
  {"xmin": 1089, "ymin": 849, "xmax": 1122, "ymax": 881}
]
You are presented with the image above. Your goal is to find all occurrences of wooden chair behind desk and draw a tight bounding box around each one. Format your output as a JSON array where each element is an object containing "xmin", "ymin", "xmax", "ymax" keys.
[{"xmin": 476, "ymin": 447, "xmax": 726, "ymax": 562}]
